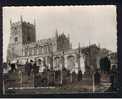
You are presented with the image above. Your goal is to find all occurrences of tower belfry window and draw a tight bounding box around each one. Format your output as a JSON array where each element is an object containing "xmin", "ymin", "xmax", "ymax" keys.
[{"xmin": 15, "ymin": 37, "xmax": 18, "ymax": 42}]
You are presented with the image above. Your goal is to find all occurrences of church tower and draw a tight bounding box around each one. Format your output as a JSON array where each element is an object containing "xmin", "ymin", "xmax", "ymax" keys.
[{"xmin": 7, "ymin": 16, "xmax": 36, "ymax": 62}]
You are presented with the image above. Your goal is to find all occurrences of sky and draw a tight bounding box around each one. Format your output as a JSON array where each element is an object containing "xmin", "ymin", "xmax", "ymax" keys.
[{"xmin": 3, "ymin": 5, "xmax": 117, "ymax": 62}]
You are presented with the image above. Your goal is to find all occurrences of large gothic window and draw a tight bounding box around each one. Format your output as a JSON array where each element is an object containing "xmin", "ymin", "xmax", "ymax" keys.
[
  {"xmin": 54, "ymin": 57, "xmax": 60, "ymax": 70},
  {"xmin": 39, "ymin": 47, "xmax": 42, "ymax": 54},
  {"xmin": 67, "ymin": 55, "xmax": 75, "ymax": 72}
]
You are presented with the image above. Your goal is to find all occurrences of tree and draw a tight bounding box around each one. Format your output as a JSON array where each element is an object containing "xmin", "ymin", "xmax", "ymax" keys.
[{"xmin": 100, "ymin": 56, "xmax": 111, "ymax": 72}]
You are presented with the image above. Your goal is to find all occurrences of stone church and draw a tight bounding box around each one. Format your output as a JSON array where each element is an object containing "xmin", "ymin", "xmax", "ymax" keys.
[{"xmin": 7, "ymin": 17, "xmax": 86, "ymax": 73}]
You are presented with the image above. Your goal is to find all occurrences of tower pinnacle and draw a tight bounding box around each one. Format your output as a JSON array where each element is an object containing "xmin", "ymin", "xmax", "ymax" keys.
[
  {"xmin": 34, "ymin": 18, "xmax": 36, "ymax": 26},
  {"xmin": 55, "ymin": 29, "xmax": 58, "ymax": 38},
  {"xmin": 10, "ymin": 18, "xmax": 12, "ymax": 25},
  {"xmin": 20, "ymin": 15, "xmax": 23, "ymax": 23}
]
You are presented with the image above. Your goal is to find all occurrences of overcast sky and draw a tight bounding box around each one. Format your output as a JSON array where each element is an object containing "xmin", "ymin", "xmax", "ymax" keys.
[{"xmin": 3, "ymin": 6, "xmax": 117, "ymax": 62}]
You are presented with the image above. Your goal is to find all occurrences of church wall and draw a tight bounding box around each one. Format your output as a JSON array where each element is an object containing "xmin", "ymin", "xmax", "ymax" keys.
[{"xmin": 7, "ymin": 19, "xmax": 85, "ymax": 73}]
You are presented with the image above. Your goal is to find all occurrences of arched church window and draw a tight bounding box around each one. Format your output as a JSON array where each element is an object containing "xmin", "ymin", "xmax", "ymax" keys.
[
  {"xmin": 27, "ymin": 50, "xmax": 29, "ymax": 56},
  {"xmin": 29, "ymin": 49, "xmax": 32, "ymax": 56},
  {"xmin": 46, "ymin": 46, "xmax": 49, "ymax": 53},
  {"xmin": 39, "ymin": 47, "xmax": 42, "ymax": 54},
  {"xmin": 34, "ymin": 48, "xmax": 37, "ymax": 55},
  {"xmin": 25, "ymin": 49, "xmax": 27, "ymax": 56},
  {"xmin": 54, "ymin": 57, "xmax": 60, "ymax": 70},
  {"xmin": 67, "ymin": 55, "xmax": 75, "ymax": 72},
  {"xmin": 44, "ymin": 46, "xmax": 47, "ymax": 53},
  {"xmin": 37, "ymin": 48, "xmax": 39, "ymax": 55},
  {"xmin": 42, "ymin": 47, "xmax": 44, "ymax": 54},
  {"xmin": 32, "ymin": 49, "xmax": 34, "ymax": 55},
  {"xmin": 22, "ymin": 49, "xmax": 25, "ymax": 56}
]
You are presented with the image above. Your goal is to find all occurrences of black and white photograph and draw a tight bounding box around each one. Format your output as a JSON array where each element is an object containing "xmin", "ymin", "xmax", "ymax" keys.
[{"xmin": 2, "ymin": 6, "xmax": 118, "ymax": 95}]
